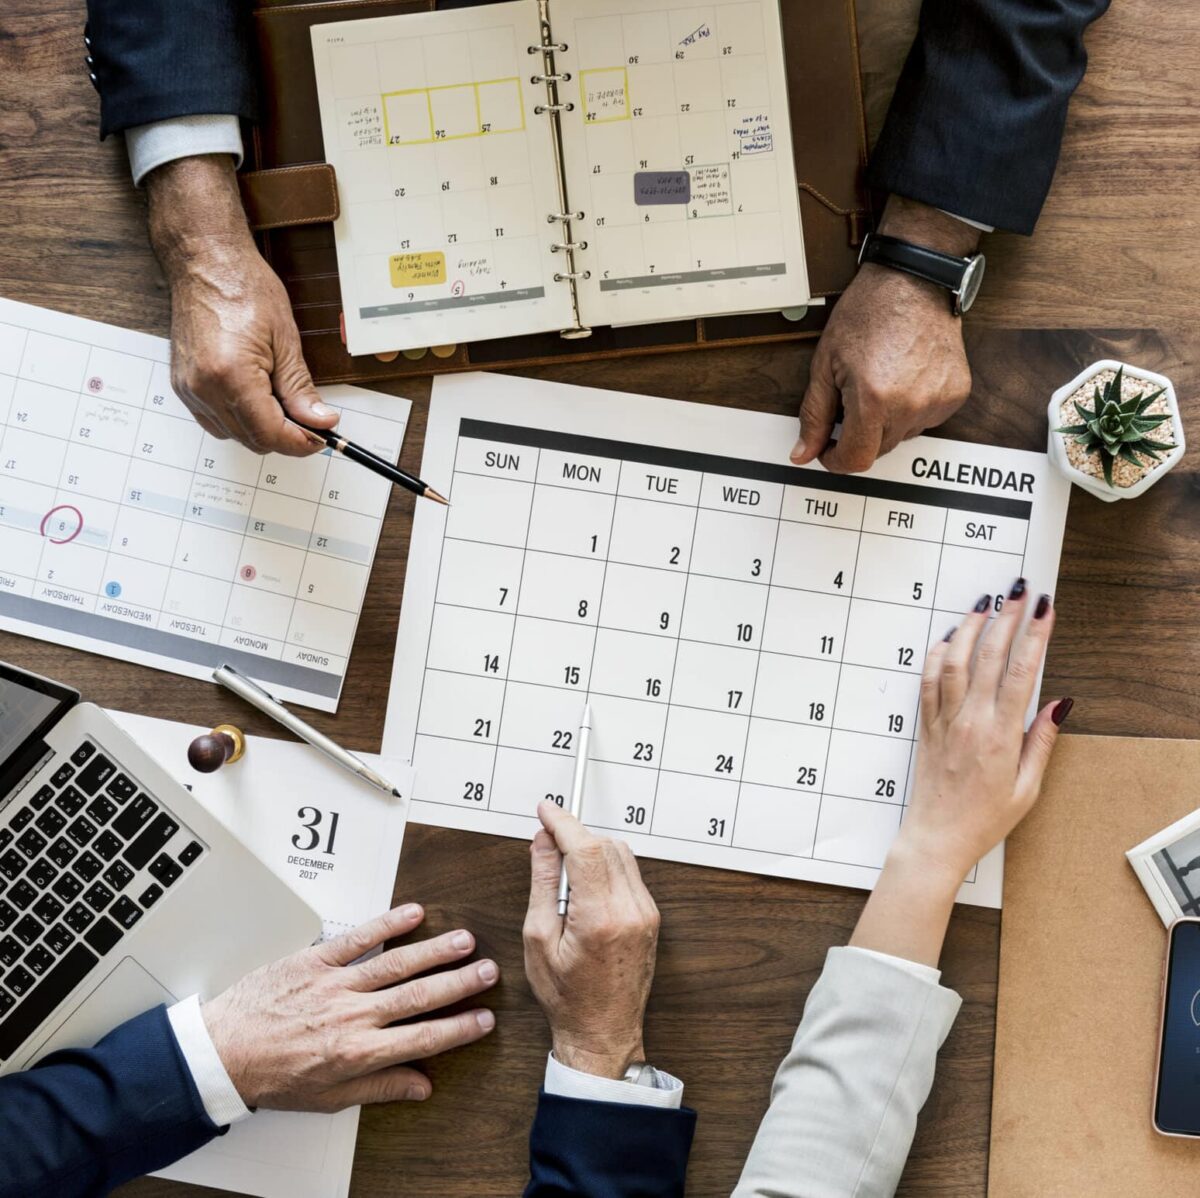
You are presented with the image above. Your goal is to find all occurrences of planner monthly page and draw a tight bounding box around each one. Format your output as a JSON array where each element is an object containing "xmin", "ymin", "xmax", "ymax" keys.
[
  {"xmin": 312, "ymin": 2, "xmax": 575, "ymax": 355},
  {"xmin": 554, "ymin": 0, "xmax": 809, "ymax": 326}
]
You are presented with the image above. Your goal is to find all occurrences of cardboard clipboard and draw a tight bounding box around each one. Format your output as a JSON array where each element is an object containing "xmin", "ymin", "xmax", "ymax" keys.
[{"xmin": 989, "ymin": 733, "xmax": 1200, "ymax": 1194}]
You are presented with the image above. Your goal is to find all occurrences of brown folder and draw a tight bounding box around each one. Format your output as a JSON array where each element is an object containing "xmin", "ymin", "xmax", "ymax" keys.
[
  {"xmin": 248, "ymin": 0, "xmax": 870, "ymax": 383},
  {"xmin": 988, "ymin": 733, "xmax": 1200, "ymax": 1195}
]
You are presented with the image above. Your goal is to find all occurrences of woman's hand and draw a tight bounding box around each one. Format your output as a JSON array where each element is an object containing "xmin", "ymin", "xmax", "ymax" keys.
[
  {"xmin": 850, "ymin": 582, "xmax": 1071, "ymax": 967},
  {"xmin": 900, "ymin": 580, "xmax": 1070, "ymax": 884}
]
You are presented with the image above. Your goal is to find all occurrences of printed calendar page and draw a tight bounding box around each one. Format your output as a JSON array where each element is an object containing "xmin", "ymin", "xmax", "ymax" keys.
[
  {"xmin": 0, "ymin": 298, "xmax": 410, "ymax": 713},
  {"xmin": 312, "ymin": 2, "xmax": 576, "ymax": 355},
  {"xmin": 383, "ymin": 374, "xmax": 1070, "ymax": 908},
  {"xmin": 556, "ymin": 0, "xmax": 809, "ymax": 324}
]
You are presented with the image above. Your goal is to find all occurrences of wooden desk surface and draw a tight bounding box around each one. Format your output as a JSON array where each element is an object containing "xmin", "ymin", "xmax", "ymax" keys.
[{"xmin": 2, "ymin": 2, "xmax": 1197, "ymax": 1195}]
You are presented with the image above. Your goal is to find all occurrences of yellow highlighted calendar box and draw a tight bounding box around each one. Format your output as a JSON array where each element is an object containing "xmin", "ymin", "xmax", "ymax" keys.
[
  {"xmin": 381, "ymin": 77, "xmax": 525, "ymax": 146},
  {"xmin": 579, "ymin": 67, "xmax": 630, "ymax": 123},
  {"xmin": 390, "ymin": 251, "xmax": 447, "ymax": 288}
]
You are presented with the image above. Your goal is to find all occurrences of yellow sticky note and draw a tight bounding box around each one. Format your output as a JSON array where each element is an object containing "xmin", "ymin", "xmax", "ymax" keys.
[{"xmin": 390, "ymin": 251, "xmax": 447, "ymax": 288}]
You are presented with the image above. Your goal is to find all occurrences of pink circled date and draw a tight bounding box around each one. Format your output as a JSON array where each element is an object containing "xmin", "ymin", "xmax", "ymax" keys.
[{"xmin": 39, "ymin": 505, "xmax": 84, "ymax": 545}]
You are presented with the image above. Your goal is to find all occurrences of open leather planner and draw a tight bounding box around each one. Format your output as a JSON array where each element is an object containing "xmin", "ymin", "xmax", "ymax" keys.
[
  {"xmin": 246, "ymin": 0, "xmax": 869, "ymax": 382},
  {"xmin": 311, "ymin": 0, "xmax": 809, "ymax": 354}
]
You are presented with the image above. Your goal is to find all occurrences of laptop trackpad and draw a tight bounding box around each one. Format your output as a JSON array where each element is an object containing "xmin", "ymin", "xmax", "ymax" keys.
[{"xmin": 23, "ymin": 956, "xmax": 179, "ymax": 1068}]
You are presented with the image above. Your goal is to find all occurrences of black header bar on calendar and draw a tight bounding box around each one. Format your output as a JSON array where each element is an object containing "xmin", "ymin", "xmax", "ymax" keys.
[{"xmin": 458, "ymin": 420, "xmax": 1035, "ymax": 520}]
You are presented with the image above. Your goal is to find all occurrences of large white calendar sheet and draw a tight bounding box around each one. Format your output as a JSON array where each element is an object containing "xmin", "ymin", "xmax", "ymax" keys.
[
  {"xmin": 383, "ymin": 374, "xmax": 1070, "ymax": 907},
  {"xmin": 0, "ymin": 298, "xmax": 410, "ymax": 712}
]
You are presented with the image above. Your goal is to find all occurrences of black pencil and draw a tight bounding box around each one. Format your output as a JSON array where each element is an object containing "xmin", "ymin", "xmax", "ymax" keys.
[{"xmin": 294, "ymin": 420, "xmax": 449, "ymax": 505}]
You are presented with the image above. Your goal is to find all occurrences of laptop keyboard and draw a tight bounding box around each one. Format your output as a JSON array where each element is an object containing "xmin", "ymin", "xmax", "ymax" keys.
[{"xmin": 0, "ymin": 739, "xmax": 206, "ymax": 1063}]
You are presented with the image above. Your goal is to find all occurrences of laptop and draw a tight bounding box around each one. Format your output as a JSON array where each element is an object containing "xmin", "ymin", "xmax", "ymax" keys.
[{"xmin": 0, "ymin": 660, "xmax": 321, "ymax": 1074}]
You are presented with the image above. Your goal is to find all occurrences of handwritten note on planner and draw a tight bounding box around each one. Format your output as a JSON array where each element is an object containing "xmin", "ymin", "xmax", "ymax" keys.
[
  {"xmin": 0, "ymin": 298, "xmax": 410, "ymax": 712},
  {"xmin": 383, "ymin": 374, "xmax": 1070, "ymax": 908}
]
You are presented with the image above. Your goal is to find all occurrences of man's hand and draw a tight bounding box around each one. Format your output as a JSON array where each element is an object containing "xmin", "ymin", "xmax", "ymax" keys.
[
  {"xmin": 146, "ymin": 154, "xmax": 339, "ymax": 457},
  {"xmin": 201, "ymin": 903, "xmax": 499, "ymax": 1112},
  {"xmin": 523, "ymin": 801, "xmax": 660, "ymax": 1080},
  {"xmin": 791, "ymin": 197, "xmax": 978, "ymax": 474}
]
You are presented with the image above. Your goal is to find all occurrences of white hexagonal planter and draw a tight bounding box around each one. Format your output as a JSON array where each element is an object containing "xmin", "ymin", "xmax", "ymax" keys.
[{"xmin": 1047, "ymin": 359, "xmax": 1184, "ymax": 503}]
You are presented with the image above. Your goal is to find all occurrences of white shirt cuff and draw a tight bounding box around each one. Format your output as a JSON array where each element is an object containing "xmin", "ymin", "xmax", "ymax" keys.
[
  {"xmin": 544, "ymin": 1052, "xmax": 684, "ymax": 1109},
  {"xmin": 125, "ymin": 114, "xmax": 244, "ymax": 187},
  {"xmin": 847, "ymin": 946, "xmax": 941, "ymax": 985},
  {"xmin": 167, "ymin": 994, "xmax": 252, "ymax": 1128},
  {"xmin": 939, "ymin": 208, "xmax": 995, "ymax": 234}
]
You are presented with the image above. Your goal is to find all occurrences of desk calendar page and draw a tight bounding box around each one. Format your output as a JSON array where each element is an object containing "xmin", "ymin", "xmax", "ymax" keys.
[
  {"xmin": 111, "ymin": 711, "xmax": 413, "ymax": 1198},
  {"xmin": 312, "ymin": 2, "xmax": 576, "ymax": 355},
  {"xmin": 0, "ymin": 298, "xmax": 410, "ymax": 713},
  {"xmin": 383, "ymin": 374, "xmax": 1070, "ymax": 908}
]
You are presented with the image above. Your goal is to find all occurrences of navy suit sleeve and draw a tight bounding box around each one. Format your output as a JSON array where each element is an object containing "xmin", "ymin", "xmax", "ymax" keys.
[
  {"xmin": 525, "ymin": 1091, "xmax": 696, "ymax": 1198},
  {"xmin": 0, "ymin": 1004, "xmax": 220, "ymax": 1198},
  {"xmin": 868, "ymin": 0, "xmax": 1111, "ymax": 234},
  {"xmin": 85, "ymin": 0, "xmax": 257, "ymax": 138}
]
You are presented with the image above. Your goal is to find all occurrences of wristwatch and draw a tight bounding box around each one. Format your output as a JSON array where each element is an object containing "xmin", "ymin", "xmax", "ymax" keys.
[
  {"xmin": 857, "ymin": 232, "xmax": 986, "ymax": 316},
  {"xmin": 622, "ymin": 1061, "xmax": 661, "ymax": 1088}
]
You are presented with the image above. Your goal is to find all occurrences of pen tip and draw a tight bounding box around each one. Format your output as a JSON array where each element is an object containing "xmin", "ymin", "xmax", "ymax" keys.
[{"xmin": 425, "ymin": 487, "xmax": 450, "ymax": 506}]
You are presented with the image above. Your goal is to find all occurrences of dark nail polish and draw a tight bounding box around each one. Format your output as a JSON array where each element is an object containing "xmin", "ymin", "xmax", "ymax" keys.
[
  {"xmin": 1051, "ymin": 697, "xmax": 1074, "ymax": 726},
  {"xmin": 942, "ymin": 626, "xmax": 956, "ymax": 643},
  {"xmin": 1034, "ymin": 593, "xmax": 1051, "ymax": 620},
  {"xmin": 1009, "ymin": 577, "xmax": 1027, "ymax": 600},
  {"xmin": 973, "ymin": 594, "xmax": 991, "ymax": 613}
]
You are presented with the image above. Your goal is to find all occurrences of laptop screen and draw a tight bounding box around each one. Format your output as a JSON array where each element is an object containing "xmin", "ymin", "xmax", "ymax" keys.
[
  {"xmin": 0, "ymin": 678, "xmax": 61, "ymax": 761},
  {"xmin": 0, "ymin": 664, "xmax": 78, "ymax": 793}
]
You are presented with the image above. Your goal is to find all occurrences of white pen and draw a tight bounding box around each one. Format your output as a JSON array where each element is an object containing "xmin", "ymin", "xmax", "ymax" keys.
[
  {"xmin": 213, "ymin": 663, "xmax": 403, "ymax": 798},
  {"xmin": 557, "ymin": 702, "xmax": 593, "ymax": 917}
]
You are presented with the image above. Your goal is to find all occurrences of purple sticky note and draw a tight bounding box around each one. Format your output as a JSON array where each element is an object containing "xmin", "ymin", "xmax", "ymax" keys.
[{"xmin": 633, "ymin": 171, "xmax": 691, "ymax": 206}]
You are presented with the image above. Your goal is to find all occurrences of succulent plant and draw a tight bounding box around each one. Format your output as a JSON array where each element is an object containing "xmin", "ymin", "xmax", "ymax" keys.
[{"xmin": 1055, "ymin": 366, "xmax": 1176, "ymax": 488}]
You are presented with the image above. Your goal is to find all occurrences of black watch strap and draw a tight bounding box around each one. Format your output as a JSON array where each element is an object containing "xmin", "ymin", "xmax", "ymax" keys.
[{"xmin": 858, "ymin": 233, "xmax": 969, "ymax": 291}]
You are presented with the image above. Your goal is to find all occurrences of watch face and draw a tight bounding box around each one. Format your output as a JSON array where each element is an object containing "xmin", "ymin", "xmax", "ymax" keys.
[{"xmin": 958, "ymin": 254, "xmax": 986, "ymax": 313}]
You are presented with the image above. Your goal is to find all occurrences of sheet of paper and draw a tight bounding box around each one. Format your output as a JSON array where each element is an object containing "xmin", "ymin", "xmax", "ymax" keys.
[
  {"xmin": 382, "ymin": 373, "xmax": 1070, "ymax": 908},
  {"xmin": 556, "ymin": 0, "xmax": 809, "ymax": 325},
  {"xmin": 311, "ymin": 1, "xmax": 576, "ymax": 354},
  {"xmin": 109, "ymin": 710, "xmax": 411, "ymax": 1198},
  {"xmin": 0, "ymin": 296, "xmax": 411, "ymax": 712}
]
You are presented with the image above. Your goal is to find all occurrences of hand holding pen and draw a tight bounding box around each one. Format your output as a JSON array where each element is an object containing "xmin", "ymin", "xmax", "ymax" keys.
[{"xmin": 524, "ymin": 799, "xmax": 661, "ymax": 1080}]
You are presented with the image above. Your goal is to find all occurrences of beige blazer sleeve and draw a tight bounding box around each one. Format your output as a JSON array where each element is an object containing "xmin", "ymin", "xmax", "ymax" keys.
[{"xmin": 732, "ymin": 946, "xmax": 962, "ymax": 1198}]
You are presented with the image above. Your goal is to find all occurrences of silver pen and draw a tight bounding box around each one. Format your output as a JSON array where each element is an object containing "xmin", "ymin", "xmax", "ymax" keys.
[
  {"xmin": 213, "ymin": 663, "xmax": 402, "ymax": 798},
  {"xmin": 557, "ymin": 703, "xmax": 593, "ymax": 917}
]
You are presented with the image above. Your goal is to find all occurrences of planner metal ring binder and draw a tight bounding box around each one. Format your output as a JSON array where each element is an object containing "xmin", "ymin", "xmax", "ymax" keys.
[{"xmin": 529, "ymin": 2, "xmax": 592, "ymax": 340}]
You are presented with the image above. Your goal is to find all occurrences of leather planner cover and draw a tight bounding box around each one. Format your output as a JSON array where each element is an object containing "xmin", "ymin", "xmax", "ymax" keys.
[{"xmin": 248, "ymin": 0, "xmax": 871, "ymax": 382}]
